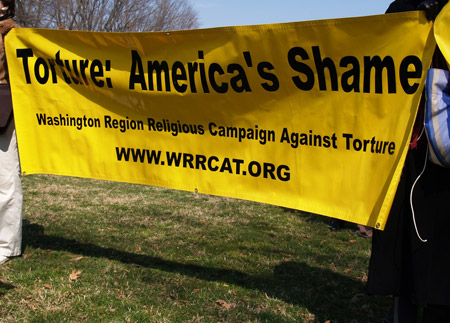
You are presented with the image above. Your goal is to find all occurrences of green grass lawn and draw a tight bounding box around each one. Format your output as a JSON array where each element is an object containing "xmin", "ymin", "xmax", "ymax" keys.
[{"xmin": 0, "ymin": 174, "xmax": 390, "ymax": 322}]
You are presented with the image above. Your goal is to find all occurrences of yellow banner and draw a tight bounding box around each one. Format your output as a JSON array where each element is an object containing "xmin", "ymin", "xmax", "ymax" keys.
[
  {"xmin": 434, "ymin": 3, "xmax": 450, "ymax": 64},
  {"xmin": 5, "ymin": 12, "xmax": 435, "ymax": 230}
]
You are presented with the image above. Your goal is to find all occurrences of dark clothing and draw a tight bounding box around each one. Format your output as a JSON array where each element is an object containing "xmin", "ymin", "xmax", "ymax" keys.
[
  {"xmin": 387, "ymin": 0, "xmax": 449, "ymax": 21},
  {"xmin": 367, "ymin": 0, "xmax": 450, "ymax": 313},
  {"xmin": 0, "ymin": 18, "xmax": 16, "ymax": 85},
  {"xmin": 386, "ymin": 0, "xmax": 423, "ymax": 13},
  {"xmin": 367, "ymin": 137, "xmax": 450, "ymax": 307},
  {"xmin": 0, "ymin": 84, "xmax": 13, "ymax": 133},
  {"xmin": 0, "ymin": 18, "xmax": 16, "ymax": 133}
]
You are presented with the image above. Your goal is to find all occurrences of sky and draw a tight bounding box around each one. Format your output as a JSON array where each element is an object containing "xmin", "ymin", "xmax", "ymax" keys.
[{"xmin": 192, "ymin": 0, "xmax": 395, "ymax": 29}]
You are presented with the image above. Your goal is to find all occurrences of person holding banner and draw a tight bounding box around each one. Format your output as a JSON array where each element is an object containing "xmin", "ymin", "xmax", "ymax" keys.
[
  {"xmin": 0, "ymin": 0, "xmax": 20, "ymax": 266},
  {"xmin": 367, "ymin": 0, "xmax": 450, "ymax": 322}
]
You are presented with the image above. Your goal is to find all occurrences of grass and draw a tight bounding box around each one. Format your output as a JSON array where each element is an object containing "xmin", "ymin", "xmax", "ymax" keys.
[{"xmin": 0, "ymin": 174, "xmax": 390, "ymax": 322}]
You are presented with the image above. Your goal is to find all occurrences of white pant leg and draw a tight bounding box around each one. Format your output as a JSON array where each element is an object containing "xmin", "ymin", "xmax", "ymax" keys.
[{"xmin": 0, "ymin": 120, "xmax": 22, "ymax": 257}]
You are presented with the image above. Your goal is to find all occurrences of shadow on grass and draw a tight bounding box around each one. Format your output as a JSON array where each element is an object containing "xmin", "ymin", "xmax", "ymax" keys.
[
  {"xmin": 22, "ymin": 221, "xmax": 375, "ymax": 321},
  {"xmin": 283, "ymin": 208, "xmax": 335, "ymax": 226},
  {"xmin": 0, "ymin": 281, "xmax": 15, "ymax": 297},
  {"xmin": 285, "ymin": 209, "xmax": 362, "ymax": 233}
]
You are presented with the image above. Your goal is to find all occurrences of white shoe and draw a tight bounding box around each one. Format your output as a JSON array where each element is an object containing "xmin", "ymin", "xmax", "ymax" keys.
[{"xmin": 0, "ymin": 255, "xmax": 9, "ymax": 265}]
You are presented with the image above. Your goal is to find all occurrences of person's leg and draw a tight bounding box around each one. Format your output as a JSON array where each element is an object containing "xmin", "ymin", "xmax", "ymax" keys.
[
  {"xmin": 329, "ymin": 218, "xmax": 344, "ymax": 231},
  {"xmin": 383, "ymin": 296, "xmax": 418, "ymax": 323},
  {"xmin": 0, "ymin": 121, "xmax": 22, "ymax": 262},
  {"xmin": 356, "ymin": 224, "xmax": 373, "ymax": 238}
]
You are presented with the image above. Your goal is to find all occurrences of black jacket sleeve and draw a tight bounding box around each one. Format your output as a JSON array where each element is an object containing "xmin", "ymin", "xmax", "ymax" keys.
[
  {"xmin": 386, "ymin": 0, "xmax": 448, "ymax": 20},
  {"xmin": 386, "ymin": 0, "xmax": 422, "ymax": 13}
]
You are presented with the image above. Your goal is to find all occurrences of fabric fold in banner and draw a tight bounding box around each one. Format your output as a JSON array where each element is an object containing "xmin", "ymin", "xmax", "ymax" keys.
[
  {"xmin": 5, "ymin": 11, "xmax": 436, "ymax": 230},
  {"xmin": 434, "ymin": 3, "xmax": 450, "ymax": 65}
]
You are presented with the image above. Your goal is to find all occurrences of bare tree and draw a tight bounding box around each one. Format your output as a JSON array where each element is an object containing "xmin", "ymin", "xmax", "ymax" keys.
[
  {"xmin": 15, "ymin": 0, "xmax": 199, "ymax": 31},
  {"xmin": 15, "ymin": 0, "xmax": 49, "ymax": 27}
]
